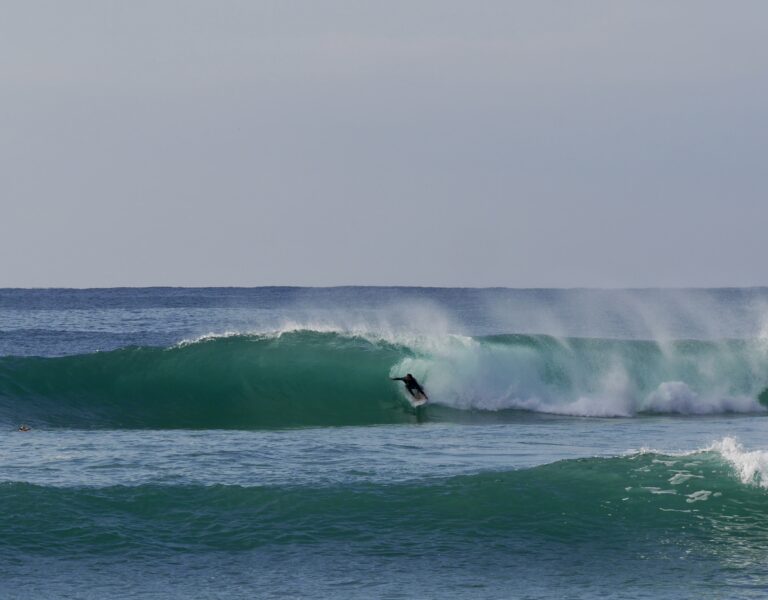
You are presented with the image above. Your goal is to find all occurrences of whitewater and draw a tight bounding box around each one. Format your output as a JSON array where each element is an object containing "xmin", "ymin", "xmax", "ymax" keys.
[{"xmin": 3, "ymin": 287, "xmax": 768, "ymax": 599}]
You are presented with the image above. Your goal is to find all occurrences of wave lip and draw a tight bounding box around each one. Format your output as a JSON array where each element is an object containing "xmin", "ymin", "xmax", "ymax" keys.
[{"xmin": 0, "ymin": 330, "xmax": 767, "ymax": 429}]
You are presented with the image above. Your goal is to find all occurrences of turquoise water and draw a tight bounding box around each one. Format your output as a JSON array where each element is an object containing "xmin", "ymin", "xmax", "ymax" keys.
[{"xmin": 2, "ymin": 288, "xmax": 768, "ymax": 598}]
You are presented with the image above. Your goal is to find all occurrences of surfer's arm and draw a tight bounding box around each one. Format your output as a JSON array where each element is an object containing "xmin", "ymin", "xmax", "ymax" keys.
[{"xmin": 390, "ymin": 377, "xmax": 405, "ymax": 381}]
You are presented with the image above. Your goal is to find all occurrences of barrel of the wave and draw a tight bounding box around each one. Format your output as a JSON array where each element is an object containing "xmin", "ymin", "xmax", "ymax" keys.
[{"xmin": 0, "ymin": 331, "xmax": 420, "ymax": 429}]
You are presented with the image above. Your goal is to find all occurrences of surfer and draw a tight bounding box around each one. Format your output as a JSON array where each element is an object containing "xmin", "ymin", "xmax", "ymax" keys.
[{"xmin": 391, "ymin": 373, "xmax": 428, "ymax": 400}]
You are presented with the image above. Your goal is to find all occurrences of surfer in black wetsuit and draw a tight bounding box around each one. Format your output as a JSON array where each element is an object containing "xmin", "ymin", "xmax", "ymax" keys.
[{"xmin": 391, "ymin": 373, "xmax": 428, "ymax": 400}]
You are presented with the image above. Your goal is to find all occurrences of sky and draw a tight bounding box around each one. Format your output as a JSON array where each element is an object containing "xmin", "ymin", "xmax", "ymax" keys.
[{"xmin": 1, "ymin": 1, "xmax": 767, "ymax": 287}]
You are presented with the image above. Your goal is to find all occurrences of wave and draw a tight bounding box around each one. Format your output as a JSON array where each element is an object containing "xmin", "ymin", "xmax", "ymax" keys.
[
  {"xmin": 1, "ymin": 330, "xmax": 767, "ymax": 428},
  {"xmin": 2, "ymin": 438, "xmax": 768, "ymax": 556}
]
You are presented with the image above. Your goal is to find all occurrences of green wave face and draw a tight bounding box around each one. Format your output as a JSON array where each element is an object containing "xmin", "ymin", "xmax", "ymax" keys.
[
  {"xmin": 1, "ymin": 331, "xmax": 767, "ymax": 429},
  {"xmin": 2, "ymin": 448, "xmax": 767, "ymax": 559},
  {"xmin": 0, "ymin": 332, "xmax": 413, "ymax": 428}
]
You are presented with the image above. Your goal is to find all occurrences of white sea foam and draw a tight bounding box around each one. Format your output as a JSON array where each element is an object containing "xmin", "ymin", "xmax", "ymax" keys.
[
  {"xmin": 643, "ymin": 381, "xmax": 763, "ymax": 415},
  {"xmin": 668, "ymin": 472, "xmax": 702, "ymax": 485},
  {"xmin": 409, "ymin": 343, "xmax": 766, "ymax": 417},
  {"xmin": 175, "ymin": 331, "xmax": 245, "ymax": 346},
  {"xmin": 625, "ymin": 437, "xmax": 768, "ymax": 491},
  {"xmin": 708, "ymin": 437, "xmax": 768, "ymax": 488},
  {"xmin": 686, "ymin": 490, "xmax": 712, "ymax": 503},
  {"xmin": 640, "ymin": 437, "xmax": 768, "ymax": 490}
]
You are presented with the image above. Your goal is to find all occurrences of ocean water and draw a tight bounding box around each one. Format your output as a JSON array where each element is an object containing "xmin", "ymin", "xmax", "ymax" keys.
[{"xmin": 2, "ymin": 287, "xmax": 768, "ymax": 599}]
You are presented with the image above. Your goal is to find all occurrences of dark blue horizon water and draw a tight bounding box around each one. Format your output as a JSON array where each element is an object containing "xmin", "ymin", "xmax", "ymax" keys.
[{"xmin": 2, "ymin": 287, "xmax": 768, "ymax": 599}]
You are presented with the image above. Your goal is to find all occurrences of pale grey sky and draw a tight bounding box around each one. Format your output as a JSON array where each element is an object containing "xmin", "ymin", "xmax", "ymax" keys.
[{"xmin": 1, "ymin": 1, "xmax": 766, "ymax": 287}]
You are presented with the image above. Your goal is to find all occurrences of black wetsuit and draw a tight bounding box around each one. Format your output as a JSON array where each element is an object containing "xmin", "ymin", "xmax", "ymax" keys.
[{"xmin": 391, "ymin": 375, "xmax": 427, "ymax": 399}]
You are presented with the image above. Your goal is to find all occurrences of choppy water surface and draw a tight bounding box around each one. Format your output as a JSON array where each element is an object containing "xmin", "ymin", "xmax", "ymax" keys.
[{"xmin": 2, "ymin": 287, "xmax": 768, "ymax": 599}]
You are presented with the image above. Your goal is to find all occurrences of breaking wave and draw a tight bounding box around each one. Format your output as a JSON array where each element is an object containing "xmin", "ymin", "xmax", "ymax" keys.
[{"xmin": 1, "ymin": 330, "xmax": 767, "ymax": 428}]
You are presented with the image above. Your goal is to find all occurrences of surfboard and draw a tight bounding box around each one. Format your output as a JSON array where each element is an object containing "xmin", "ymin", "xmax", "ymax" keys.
[{"xmin": 408, "ymin": 392, "xmax": 428, "ymax": 408}]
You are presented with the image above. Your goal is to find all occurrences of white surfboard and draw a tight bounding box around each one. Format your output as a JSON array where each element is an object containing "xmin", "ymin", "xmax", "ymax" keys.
[{"xmin": 408, "ymin": 392, "xmax": 428, "ymax": 408}]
